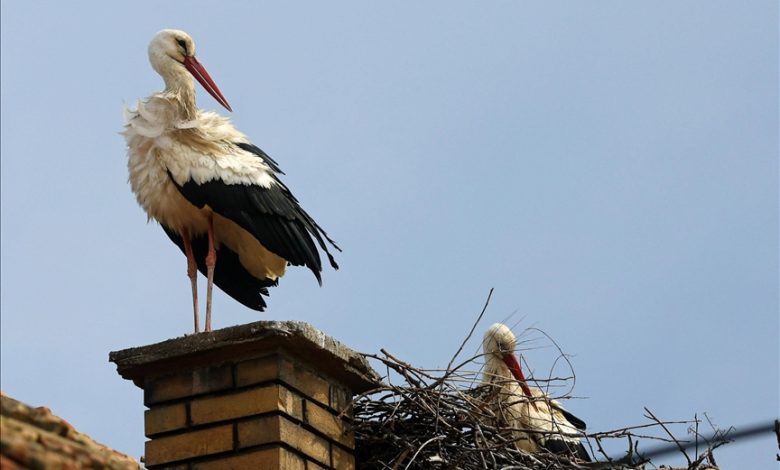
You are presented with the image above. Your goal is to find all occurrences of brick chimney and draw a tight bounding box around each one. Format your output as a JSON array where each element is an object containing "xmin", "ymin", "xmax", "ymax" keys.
[{"xmin": 109, "ymin": 321, "xmax": 381, "ymax": 469}]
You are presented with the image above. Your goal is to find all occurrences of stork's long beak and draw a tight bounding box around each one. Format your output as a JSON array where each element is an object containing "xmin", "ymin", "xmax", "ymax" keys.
[
  {"xmin": 502, "ymin": 352, "xmax": 534, "ymax": 398},
  {"xmin": 183, "ymin": 55, "xmax": 233, "ymax": 112}
]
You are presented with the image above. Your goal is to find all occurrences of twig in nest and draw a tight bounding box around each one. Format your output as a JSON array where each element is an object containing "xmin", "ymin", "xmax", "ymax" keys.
[
  {"xmin": 644, "ymin": 407, "xmax": 692, "ymax": 466},
  {"xmin": 404, "ymin": 435, "xmax": 446, "ymax": 470},
  {"xmin": 444, "ymin": 288, "xmax": 494, "ymax": 374}
]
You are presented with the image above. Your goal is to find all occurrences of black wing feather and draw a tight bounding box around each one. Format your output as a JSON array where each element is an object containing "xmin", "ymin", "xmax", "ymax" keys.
[
  {"xmin": 554, "ymin": 405, "xmax": 587, "ymax": 431},
  {"xmin": 236, "ymin": 142, "xmax": 284, "ymax": 174},
  {"xmin": 542, "ymin": 439, "xmax": 591, "ymax": 462},
  {"xmin": 542, "ymin": 403, "xmax": 590, "ymax": 461},
  {"xmin": 169, "ymin": 142, "xmax": 340, "ymax": 283},
  {"xmin": 162, "ymin": 226, "xmax": 276, "ymax": 311}
]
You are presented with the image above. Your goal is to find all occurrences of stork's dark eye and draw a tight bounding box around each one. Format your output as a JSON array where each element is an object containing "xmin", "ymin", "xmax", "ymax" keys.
[{"xmin": 176, "ymin": 38, "xmax": 188, "ymax": 54}]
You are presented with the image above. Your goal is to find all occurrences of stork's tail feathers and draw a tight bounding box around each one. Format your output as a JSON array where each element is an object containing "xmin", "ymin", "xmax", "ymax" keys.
[
  {"xmin": 300, "ymin": 211, "xmax": 341, "ymax": 271},
  {"xmin": 326, "ymin": 252, "xmax": 339, "ymax": 270}
]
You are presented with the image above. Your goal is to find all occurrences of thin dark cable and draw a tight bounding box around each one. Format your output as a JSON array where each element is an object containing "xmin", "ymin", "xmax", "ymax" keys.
[{"xmin": 610, "ymin": 419, "xmax": 778, "ymax": 464}]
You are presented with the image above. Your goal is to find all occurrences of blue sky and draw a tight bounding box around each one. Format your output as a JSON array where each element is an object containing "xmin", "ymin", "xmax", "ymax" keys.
[{"xmin": 1, "ymin": 1, "xmax": 777, "ymax": 468}]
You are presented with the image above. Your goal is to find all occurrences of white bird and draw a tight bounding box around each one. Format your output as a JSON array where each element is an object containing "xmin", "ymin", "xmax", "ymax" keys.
[
  {"xmin": 124, "ymin": 29, "xmax": 339, "ymax": 332},
  {"xmin": 482, "ymin": 323, "xmax": 590, "ymax": 461}
]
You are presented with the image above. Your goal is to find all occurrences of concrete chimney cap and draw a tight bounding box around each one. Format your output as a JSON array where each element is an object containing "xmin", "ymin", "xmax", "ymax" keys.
[{"xmin": 109, "ymin": 320, "xmax": 382, "ymax": 393}]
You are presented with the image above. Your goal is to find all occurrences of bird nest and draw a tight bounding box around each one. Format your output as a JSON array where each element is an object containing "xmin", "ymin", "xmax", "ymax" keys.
[{"xmin": 350, "ymin": 292, "xmax": 731, "ymax": 470}]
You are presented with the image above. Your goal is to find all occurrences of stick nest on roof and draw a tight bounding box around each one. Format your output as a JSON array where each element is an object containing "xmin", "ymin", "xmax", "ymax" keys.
[
  {"xmin": 351, "ymin": 349, "xmax": 727, "ymax": 470},
  {"xmin": 350, "ymin": 292, "xmax": 729, "ymax": 470}
]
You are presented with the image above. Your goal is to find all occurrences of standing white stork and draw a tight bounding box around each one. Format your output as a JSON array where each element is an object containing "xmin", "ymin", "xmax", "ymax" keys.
[
  {"xmin": 124, "ymin": 29, "xmax": 339, "ymax": 332},
  {"xmin": 482, "ymin": 323, "xmax": 591, "ymax": 461}
]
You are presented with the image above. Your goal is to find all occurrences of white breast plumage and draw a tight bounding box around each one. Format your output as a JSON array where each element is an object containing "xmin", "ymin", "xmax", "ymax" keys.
[
  {"xmin": 124, "ymin": 97, "xmax": 276, "ymax": 233},
  {"xmin": 124, "ymin": 101, "xmax": 207, "ymax": 234}
]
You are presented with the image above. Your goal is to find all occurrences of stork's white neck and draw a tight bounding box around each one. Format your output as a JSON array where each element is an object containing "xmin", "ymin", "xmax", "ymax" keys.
[
  {"xmin": 148, "ymin": 37, "xmax": 198, "ymax": 119},
  {"xmin": 162, "ymin": 73, "xmax": 197, "ymax": 119}
]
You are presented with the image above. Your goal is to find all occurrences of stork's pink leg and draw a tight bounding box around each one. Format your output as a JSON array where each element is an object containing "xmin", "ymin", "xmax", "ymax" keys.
[
  {"xmin": 205, "ymin": 214, "xmax": 217, "ymax": 332},
  {"xmin": 181, "ymin": 229, "xmax": 200, "ymax": 333}
]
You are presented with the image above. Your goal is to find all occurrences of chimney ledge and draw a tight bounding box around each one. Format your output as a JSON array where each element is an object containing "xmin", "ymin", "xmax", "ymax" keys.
[{"xmin": 109, "ymin": 320, "xmax": 381, "ymax": 393}]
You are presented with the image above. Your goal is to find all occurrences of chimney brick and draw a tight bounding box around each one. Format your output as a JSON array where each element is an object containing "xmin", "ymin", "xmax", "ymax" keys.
[
  {"xmin": 332, "ymin": 444, "xmax": 356, "ymax": 470},
  {"xmin": 110, "ymin": 321, "xmax": 380, "ymax": 470},
  {"xmin": 144, "ymin": 424, "xmax": 233, "ymax": 466},
  {"xmin": 304, "ymin": 400, "xmax": 354, "ymax": 448},
  {"xmin": 145, "ymin": 363, "xmax": 233, "ymax": 405},
  {"xmin": 191, "ymin": 447, "xmax": 305, "ymax": 470},
  {"xmin": 144, "ymin": 402, "xmax": 187, "ymax": 436},
  {"xmin": 238, "ymin": 414, "xmax": 331, "ymax": 464}
]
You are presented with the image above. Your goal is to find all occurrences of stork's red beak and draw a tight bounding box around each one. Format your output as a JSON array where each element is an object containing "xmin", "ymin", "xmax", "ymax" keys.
[
  {"xmin": 502, "ymin": 352, "xmax": 534, "ymax": 398},
  {"xmin": 183, "ymin": 55, "xmax": 233, "ymax": 112}
]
